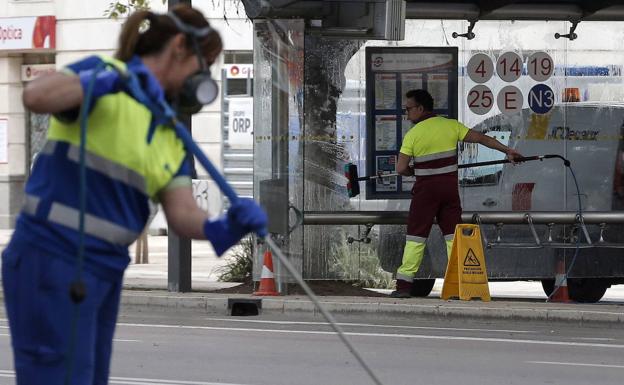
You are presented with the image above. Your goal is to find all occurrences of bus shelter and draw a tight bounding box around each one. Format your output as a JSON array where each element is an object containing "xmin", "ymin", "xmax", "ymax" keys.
[{"xmin": 242, "ymin": 0, "xmax": 624, "ymax": 301}]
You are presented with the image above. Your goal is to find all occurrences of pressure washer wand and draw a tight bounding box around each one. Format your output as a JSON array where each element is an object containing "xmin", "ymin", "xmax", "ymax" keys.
[
  {"xmin": 354, "ymin": 155, "xmax": 556, "ymax": 182},
  {"xmin": 458, "ymin": 154, "xmax": 569, "ymax": 169},
  {"xmin": 345, "ymin": 155, "xmax": 565, "ymax": 198}
]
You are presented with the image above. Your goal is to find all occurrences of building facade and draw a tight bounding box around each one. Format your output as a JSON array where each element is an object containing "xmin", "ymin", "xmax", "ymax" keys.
[{"xmin": 0, "ymin": 0, "xmax": 254, "ymax": 229}]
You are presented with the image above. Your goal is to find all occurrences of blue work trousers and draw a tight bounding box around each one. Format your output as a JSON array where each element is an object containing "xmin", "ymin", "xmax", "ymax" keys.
[{"xmin": 2, "ymin": 242, "xmax": 123, "ymax": 385}]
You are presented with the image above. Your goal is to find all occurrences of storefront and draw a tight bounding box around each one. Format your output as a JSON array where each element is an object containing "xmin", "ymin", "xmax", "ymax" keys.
[{"xmin": 0, "ymin": 14, "xmax": 56, "ymax": 228}]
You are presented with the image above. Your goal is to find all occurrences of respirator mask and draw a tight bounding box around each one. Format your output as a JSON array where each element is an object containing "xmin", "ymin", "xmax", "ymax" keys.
[{"xmin": 168, "ymin": 12, "xmax": 218, "ymax": 114}]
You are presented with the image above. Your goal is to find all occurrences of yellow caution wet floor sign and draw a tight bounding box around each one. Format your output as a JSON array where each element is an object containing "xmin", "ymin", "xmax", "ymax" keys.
[{"xmin": 441, "ymin": 224, "xmax": 491, "ymax": 301}]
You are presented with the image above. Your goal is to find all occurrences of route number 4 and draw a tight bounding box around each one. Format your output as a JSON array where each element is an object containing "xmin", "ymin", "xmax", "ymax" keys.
[{"xmin": 467, "ymin": 53, "xmax": 494, "ymax": 83}]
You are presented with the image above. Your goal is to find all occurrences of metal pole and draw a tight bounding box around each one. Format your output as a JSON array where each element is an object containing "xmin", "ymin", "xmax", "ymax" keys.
[
  {"xmin": 167, "ymin": 0, "xmax": 193, "ymax": 293},
  {"xmin": 301, "ymin": 211, "xmax": 624, "ymax": 225}
]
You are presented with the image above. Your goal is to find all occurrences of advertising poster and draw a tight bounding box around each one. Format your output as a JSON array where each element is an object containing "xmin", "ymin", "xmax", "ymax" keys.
[
  {"xmin": 374, "ymin": 73, "xmax": 397, "ymax": 110},
  {"xmin": 428, "ymin": 74, "xmax": 449, "ymax": 110},
  {"xmin": 401, "ymin": 73, "xmax": 423, "ymax": 105},
  {"xmin": 375, "ymin": 115, "xmax": 397, "ymax": 151},
  {"xmin": 401, "ymin": 116, "xmax": 413, "ymax": 141},
  {"xmin": 366, "ymin": 47, "xmax": 458, "ymax": 199},
  {"xmin": 376, "ymin": 155, "xmax": 397, "ymax": 191}
]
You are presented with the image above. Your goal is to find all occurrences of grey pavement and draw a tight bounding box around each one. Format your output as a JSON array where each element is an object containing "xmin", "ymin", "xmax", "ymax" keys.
[{"xmin": 1, "ymin": 230, "xmax": 624, "ymax": 324}]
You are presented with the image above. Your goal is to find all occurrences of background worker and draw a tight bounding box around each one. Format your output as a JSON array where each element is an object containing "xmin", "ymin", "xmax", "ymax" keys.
[
  {"xmin": 1, "ymin": 5, "xmax": 267, "ymax": 384},
  {"xmin": 391, "ymin": 89, "xmax": 522, "ymax": 298}
]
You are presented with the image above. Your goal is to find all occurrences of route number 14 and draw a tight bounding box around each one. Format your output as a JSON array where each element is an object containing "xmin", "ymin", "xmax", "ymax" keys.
[{"xmin": 496, "ymin": 52, "xmax": 523, "ymax": 82}]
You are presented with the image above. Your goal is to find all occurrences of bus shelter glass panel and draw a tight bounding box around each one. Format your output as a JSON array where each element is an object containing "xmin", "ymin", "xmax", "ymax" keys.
[
  {"xmin": 559, "ymin": 22, "xmax": 624, "ymax": 279},
  {"xmin": 252, "ymin": 20, "xmax": 305, "ymax": 286},
  {"xmin": 455, "ymin": 20, "xmax": 568, "ymax": 279},
  {"xmin": 301, "ymin": 35, "xmax": 374, "ymax": 279}
]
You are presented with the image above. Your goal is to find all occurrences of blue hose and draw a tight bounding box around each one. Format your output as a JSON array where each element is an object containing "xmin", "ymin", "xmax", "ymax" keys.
[{"xmin": 64, "ymin": 61, "xmax": 107, "ymax": 385}]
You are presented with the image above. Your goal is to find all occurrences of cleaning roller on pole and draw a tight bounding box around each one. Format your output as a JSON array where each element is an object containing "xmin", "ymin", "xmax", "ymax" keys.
[{"xmin": 344, "ymin": 154, "xmax": 569, "ymax": 198}]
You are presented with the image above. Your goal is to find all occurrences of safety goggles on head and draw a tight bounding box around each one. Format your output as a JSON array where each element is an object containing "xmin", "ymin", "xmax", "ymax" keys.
[{"xmin": 168, "ymin": 12, "xmax": 218, "ymax": 114}]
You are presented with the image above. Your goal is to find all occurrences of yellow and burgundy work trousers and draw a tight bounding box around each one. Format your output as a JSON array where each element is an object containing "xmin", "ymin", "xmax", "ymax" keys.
[{"xmin": 397, "ymin": 174, "xmax": 461, "ymax": 283}]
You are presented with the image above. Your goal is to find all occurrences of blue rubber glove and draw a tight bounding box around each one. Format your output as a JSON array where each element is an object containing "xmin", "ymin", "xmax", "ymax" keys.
[
  {"xmin": 78, "ymin": 69, "xmax": 123, "ymax": 100},
  {"xmin": 203, "ymin": 198, "xmax": 268, "ymax": 256}
]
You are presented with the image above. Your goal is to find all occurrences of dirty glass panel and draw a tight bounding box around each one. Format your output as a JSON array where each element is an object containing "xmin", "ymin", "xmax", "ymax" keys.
[
  {"xmin": 559, "ymin": 22, "xmax": 624, "ymax": 279},
  {"xmin": 302, "ymin": 35, "xmax": 367, "ymax": 279},
  {"xmin": 252, "ymin": 19, "xmax": 305, "ymax": 288},
  {"xmin": 452, "ymin": 20, "xmax": 568, "ymax": 279}
]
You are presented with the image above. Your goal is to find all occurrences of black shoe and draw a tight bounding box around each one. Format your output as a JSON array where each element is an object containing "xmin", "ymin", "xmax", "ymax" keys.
[{"xmin": 390, "ymin": 290, "xmax": 411, "ymax": 298}]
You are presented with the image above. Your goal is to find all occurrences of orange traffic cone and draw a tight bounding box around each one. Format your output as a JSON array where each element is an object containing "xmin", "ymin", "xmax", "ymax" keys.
[
  {"xmin": 253, "ymin": 250, "xmax": 280, "ymax": 296},
  {"xmin": 548, "ymin": 259, "xmax": 572, "ymax": 303}
]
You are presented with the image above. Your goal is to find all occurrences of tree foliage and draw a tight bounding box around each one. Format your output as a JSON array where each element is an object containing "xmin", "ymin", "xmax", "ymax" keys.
[{"xmin": 105, "ymin": 0, "xmax": 166, "ymax": 19}]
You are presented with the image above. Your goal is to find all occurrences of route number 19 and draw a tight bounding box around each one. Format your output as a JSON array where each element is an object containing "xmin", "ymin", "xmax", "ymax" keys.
[{"xmin": 528, "ymin": 51, "xmax": 554, "ymax": 81}]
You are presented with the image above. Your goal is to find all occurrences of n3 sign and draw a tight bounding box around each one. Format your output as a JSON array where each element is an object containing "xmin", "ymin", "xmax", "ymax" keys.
[{"xmin": 528, "ymin": 84, "xmax": 554, "ymax": 114}]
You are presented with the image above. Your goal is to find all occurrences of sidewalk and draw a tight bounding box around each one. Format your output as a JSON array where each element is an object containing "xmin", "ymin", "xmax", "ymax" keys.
[
  {"xmin": 123, "ymin": 233, "xmax": 240, "ymax": 291},
  {"xmin": 2, "ymin": 230, "xmax": 624, "ymax": 324}
]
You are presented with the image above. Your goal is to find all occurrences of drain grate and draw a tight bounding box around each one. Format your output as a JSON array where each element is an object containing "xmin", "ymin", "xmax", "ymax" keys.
[{"xmin": 228, "ymin": 298, "xmax": 262, "ymax": 316}]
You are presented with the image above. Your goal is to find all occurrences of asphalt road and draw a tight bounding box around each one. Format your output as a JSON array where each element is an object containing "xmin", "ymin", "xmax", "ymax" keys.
[{"xmin": 2, "ymin": 308, "xmax": 624, "ymax": 385}]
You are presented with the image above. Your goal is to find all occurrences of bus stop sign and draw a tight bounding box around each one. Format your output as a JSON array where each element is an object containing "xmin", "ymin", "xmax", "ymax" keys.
[{"xmin": 528, "ymin": 84, "xmax": 555, "ymax": 114}]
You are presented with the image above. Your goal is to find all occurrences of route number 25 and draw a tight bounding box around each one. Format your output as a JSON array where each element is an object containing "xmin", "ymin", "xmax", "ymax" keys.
[{"xmin": 467, "ymin": 85, "xmax": 494, "ymax": 115}]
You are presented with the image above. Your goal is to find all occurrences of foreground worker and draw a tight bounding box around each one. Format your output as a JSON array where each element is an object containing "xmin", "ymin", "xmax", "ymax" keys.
[
  {"xmin": 1, "ymin": 5, "xmax": 267, "ymax": 384},
  {"xmin": 391, "ymin": 89, "xmax": 521, "ymax": 298}
]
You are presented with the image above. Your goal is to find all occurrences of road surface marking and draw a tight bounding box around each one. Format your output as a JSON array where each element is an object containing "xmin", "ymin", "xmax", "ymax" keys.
[
  {"xmin": 117, "ymin": 322, "xmax": 624, "ymax": 349},
  {"xmin": 0, "ymin": 333, "xmax": 138, "ymax": 343},
  {"xmin": 527, "ymin": 361, "xmax": 624, "ymax": 369},
  {"xmin": 0, "ymin": 370, "xmax": 249, "ymax": 385},
  {"xmin": 202, "ymin": 317, "xmax": 534, "ymax": 333}
]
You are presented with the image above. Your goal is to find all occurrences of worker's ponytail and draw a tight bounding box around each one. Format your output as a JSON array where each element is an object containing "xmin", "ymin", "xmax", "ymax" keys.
[
  {"xmin": 115, "ymin": 10, "xmax": 151, "ymax": 61},
  {"xmin": 114, "ymin": 5, "xmax": 221, "ymax": 63}
]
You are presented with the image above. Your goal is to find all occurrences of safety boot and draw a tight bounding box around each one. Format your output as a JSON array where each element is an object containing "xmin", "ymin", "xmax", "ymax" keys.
[{"xmin": 390, "ymin": 279, "xmax": 412, "ymax": 298}]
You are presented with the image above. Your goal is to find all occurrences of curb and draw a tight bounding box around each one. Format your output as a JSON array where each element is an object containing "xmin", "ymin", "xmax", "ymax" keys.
[
  {"xmin": 119, "ymin": 291, "xmax": 624, "ymax": 324},
  {"xmin": 2, "ymin": 288, "xmax": 622, "ymax": 324}
]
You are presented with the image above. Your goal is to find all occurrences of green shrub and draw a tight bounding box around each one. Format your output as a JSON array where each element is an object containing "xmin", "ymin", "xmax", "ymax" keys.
[{"xmin": 214, "ymin": 237, "xmax": 254, "ymax": 283}]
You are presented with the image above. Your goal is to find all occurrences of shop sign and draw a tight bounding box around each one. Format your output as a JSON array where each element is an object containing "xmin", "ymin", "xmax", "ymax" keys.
[
  {"xmin": 0, "ymin": 16, "xmax": 56, "ymax": 51},
  {"xmin": 228, "ymin": 97, "xmax": 253, "ymax": 148},
  {"xmin": 21, "ymin": 64, "xmax": 56, "ymax": 81},
  {"xmin": 224, "ymin": 64, "xmax": 253, "ymax": 79}
]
